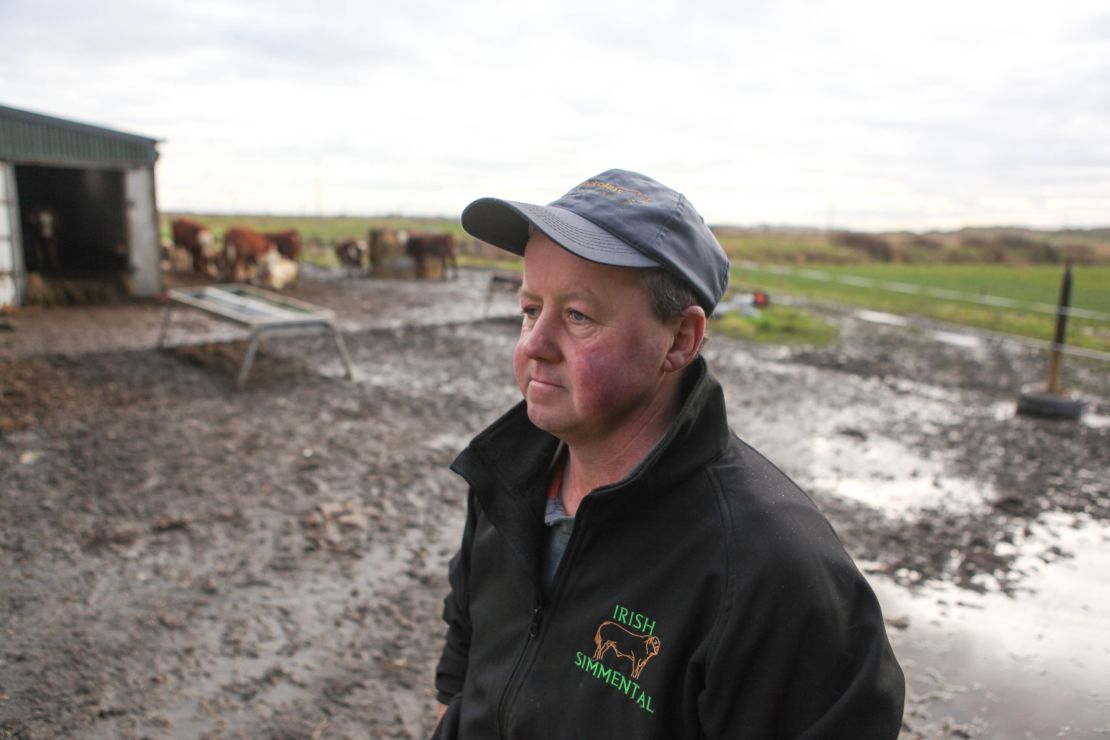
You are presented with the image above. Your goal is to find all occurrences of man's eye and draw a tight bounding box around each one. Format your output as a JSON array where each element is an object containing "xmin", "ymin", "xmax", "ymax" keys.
[
  {"xmin": 521, "ymin": 306, "xmax": 540, "ymax": 320},
  {"xmin": 568, "ymin": 309, "xmax": 589, "ymax": 323}
]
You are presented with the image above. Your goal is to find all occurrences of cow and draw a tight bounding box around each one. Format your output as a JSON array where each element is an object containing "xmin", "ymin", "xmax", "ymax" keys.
[
  {"xmin": 405, "ymin": 232, "xmax": 458, "ymax": 280},
  {"xmin": 222, "ymin": 226, "xmax": 275, "ymax": 283},
  {"xmin": 592, "ymin": 621, "xmax": 661, "ymax": 679},
  {"xmin": 263, "ymin": 230, "xmax": 302, "ymax": 261},
  {"xmin": 255, "ymin": 249, "xmax": 299, "ymax": 290},
  {"xmin": 335, "ymin": 238, "xmax": 367, "ymax": 270},
  {"xmin": 24, "ymin": 207, "xmax": 62, "ymax": 273},
  {"xmin": 171, "ymin": 217, "xmax": 216, "ymax": 275}
]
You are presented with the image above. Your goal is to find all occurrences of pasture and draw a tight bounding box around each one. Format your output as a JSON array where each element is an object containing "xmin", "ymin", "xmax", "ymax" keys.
[
  {"xmin": 162, "ymin": 214, "xmax": 1110, "ymax": 353},
  {"xmin": 733, "ymin": 263, "xmax": 1110, "ymax": 354},
  {"xmin": 714, "ymin": 226, "xmax": 1110, "ymax": 265}
]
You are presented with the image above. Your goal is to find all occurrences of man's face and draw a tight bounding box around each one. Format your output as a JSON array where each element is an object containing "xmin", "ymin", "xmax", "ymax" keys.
[{"xmin": 513, "ymin": 232, "xmax": 678, "ymax": 447}]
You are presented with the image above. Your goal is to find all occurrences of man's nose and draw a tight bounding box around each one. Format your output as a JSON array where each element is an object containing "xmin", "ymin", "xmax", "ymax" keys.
[{"xmin": 519, "ymin": 311, "xmax": 560, "ymax": 361}]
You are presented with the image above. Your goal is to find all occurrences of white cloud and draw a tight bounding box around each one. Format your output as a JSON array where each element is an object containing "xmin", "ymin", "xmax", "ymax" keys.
[{"xmin": 1, "ymin": 0, "xmax": 1108, "ymax": 229}]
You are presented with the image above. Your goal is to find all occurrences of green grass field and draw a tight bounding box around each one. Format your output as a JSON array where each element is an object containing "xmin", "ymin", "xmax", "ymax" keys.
[
  {"xmin": 713, "ymin": 305, "xmax": 839, "ymax": 346},
  {"xmin": 733, "ymin": 263, "xmax": 1110, "ymax": 353}
]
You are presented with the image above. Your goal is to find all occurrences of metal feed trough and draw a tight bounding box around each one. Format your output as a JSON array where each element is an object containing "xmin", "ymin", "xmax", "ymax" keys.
[{"xmin": 157, "ymin": 284, "xmax": 353, "ymax": 388}]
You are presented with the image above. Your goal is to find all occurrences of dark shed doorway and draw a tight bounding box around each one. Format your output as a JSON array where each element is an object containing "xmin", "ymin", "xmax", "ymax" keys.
[{"xmin": 16, "ymin": 164, "xmax": 129, "ymax": 277}]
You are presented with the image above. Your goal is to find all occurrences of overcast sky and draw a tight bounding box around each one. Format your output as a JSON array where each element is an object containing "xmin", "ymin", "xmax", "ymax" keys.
[{"xmin": 2, "ymin": 0, "xmax": 1108, "ymax": 230}]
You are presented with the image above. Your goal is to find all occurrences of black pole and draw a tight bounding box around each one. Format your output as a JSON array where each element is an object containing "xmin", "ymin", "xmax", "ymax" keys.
[
  {"xmin": 1046, "ymin": 259, "xmax": 1073, "ymax": 393},
  {"xmin": 1055, "ymin": 259, "xmax": 1073, "ymax": 346}
]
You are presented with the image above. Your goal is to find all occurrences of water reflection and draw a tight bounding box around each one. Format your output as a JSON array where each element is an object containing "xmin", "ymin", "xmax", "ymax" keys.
[
  {"xmin": 875, "ymin": 514, "xmax": 1110, "ymax": 738},
  {"xmin": 811, "ymin": 435, "xmax": 992, "ymax": 516}
]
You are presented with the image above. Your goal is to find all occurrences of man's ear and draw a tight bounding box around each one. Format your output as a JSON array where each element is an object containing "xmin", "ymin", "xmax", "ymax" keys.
[{"xmin": 662, "ymin": 305, "xmax": 706, "ymax": 373}]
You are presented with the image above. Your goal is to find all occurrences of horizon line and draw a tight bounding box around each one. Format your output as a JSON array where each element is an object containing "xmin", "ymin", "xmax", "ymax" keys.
[{"xmin": 158, "ymin": 209, "xmax": 1110, "ymax": 236}]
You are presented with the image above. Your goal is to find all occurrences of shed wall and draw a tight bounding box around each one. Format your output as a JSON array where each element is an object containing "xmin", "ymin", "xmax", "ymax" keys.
[
  {"xmin": 0, "ymin": 163, "xmax": 23, "ymax": 307},
  {"xmin": 125, "ymin": 167, "xmax": 161, "ymax": 296}
]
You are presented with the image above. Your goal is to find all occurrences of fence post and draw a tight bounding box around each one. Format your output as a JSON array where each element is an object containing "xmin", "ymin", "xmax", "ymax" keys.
[
  {"xmin": 1045, "ymin": 258, "xmax": 1072, "ymax": 394},
  {"xmin": 1016, "ymin": 259, "xmax": 1083, "ymax": 420}
]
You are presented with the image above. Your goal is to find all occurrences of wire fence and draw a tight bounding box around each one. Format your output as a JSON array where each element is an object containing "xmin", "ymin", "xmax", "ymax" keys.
[
  {"xmin": 736, "ymin": 261, "xmax": 1110, "ymax": 363},
  {"xmin": 738, "ymin": 261, "xmax": 1110, "ymax": 322}
]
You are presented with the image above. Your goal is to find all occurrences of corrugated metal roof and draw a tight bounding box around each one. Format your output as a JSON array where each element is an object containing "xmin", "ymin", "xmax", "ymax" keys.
[{"xmin": 0, "ymin": 104, "xmax": 160, "ymax": 167}]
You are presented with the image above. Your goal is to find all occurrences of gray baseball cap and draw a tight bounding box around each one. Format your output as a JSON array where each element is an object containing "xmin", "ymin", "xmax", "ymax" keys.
[{"xmin": 461, "ymin": 169, "xmax": 730, "ymax": 312}]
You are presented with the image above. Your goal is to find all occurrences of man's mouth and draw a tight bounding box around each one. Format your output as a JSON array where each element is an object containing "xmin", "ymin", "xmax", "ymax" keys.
[{"xmin": 528, "ymin": 376, "xmax": 563, "ymax": 391}]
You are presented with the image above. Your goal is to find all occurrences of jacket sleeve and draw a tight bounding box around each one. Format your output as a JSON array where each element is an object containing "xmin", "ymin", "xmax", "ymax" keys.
[
  {"xmin": 698, "ymin": 512, "xmax": 905, "ymax": 739},
  {"xmin": 434, "ymin": 489, "xmax": 479, "ymax": 705}
]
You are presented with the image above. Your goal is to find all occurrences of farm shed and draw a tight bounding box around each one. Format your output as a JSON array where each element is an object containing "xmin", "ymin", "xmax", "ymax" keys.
[{"xmin": 0, "ymin": 103, "xmax": 161, "ymax": 307}]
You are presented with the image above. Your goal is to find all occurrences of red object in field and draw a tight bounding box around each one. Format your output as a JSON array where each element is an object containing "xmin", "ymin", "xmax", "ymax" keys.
[{"xmin": 752, "ymin": 290, "xmax": 770, "ymax": 308}]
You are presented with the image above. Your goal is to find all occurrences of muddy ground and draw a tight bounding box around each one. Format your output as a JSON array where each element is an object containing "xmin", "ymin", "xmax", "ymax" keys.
[{"xmin": 1, "ymin": 266, "xmax": 1107, "ymax": 739}]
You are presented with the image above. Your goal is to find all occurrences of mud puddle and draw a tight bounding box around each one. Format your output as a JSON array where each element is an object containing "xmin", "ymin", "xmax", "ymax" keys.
[
  {"xmin": 712, "ymin": 346, "xmax": 991, "ymax": 517},
  {"xmin": 880, "ymin": 513, "xmax": 1110, "ymax": 738},
  {"xmin": 811, "ymin": 434, "xmax": 994, "ymax": 516}
]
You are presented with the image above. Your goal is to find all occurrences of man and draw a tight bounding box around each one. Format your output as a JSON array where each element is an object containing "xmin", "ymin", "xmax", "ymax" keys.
[{"xmin": 433, "ymin": 169, "xmax": 904, "ymax": 738}]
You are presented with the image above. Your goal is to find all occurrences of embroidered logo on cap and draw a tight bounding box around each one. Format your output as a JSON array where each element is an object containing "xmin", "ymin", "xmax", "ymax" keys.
[{"xmin": 572, "ymin": 179, "xmax": 652, "ymax": 206}]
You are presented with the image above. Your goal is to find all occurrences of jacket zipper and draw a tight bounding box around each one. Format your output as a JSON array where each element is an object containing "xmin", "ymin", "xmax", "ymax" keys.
[
  {"xmin": 495, "ymin": 501, "xmax": 591, "ymax": 738},
  {"xmin": 496, "ymin": 601, "xmax": 544, "ymax": 738}
]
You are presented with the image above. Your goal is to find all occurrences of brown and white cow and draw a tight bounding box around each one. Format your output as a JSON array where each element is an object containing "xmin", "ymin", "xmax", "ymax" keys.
[
  {"xmin": 405, "ymin": 232, "xmax": 458, "ymax": 280},
  {"xmin": 222, "ymin": 226, "xmax": 275, "ymax": 283},
  {"xmin": 171, "ymin": 217, "xmax": 216, "ymax": 275},
  {"xmin": 255, "ymin": 249, "xmax": 300, "ymax": 290},
  {"xmin": 335, "ymin": 238, "xmax": 367, "ymax": 270},
  {"xmin": 263, "ymin": 230, "xmax": 302, "ymax": 261}
]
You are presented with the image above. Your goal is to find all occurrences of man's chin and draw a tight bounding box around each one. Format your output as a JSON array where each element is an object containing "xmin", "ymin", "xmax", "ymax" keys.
[{"xmin": 525, "ymin": 404, "xmax": 567, "ymax": 437}]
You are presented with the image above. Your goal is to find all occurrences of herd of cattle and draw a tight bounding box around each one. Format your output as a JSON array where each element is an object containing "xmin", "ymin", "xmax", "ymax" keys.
[
  {"xmin": 333, "ymin": 229, "xmax": 457, "ymax": 280},
  {"xmin": 168, "ymin": 217, "xmax": 458, "ymax": 290}
]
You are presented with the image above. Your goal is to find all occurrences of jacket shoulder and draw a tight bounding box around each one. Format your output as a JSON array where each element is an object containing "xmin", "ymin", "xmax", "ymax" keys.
[{"xmin": 704, "ymin": 434, "xmax": 863, "ymax": 584}]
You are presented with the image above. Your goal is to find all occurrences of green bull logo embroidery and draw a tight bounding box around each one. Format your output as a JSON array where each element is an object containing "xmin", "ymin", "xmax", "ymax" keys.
[{"xmin": 573, "ymin": 604, "xmax": 661, "ymax": 714}]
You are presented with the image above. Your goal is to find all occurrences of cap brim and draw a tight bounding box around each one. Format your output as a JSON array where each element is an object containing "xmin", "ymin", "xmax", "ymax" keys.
[{"xmin": 462, "ymin": 197, "xmax": 658, "ymax": 269}]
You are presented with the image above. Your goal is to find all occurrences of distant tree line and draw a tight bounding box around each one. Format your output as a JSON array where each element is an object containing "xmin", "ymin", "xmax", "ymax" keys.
[{"xmin": 828, "ymin": 229, "xmax": 1103, "ymax": 265}]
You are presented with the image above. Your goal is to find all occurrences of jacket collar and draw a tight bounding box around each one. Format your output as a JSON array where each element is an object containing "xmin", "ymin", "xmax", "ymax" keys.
[{"xmin": 450, "ymin": 356, "xmax": 731, "ymax": 582}]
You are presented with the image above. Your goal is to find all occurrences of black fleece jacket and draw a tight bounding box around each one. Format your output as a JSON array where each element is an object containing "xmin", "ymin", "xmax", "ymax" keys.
[{"xmin": 434, "ymin": 357, "xmax": 904, "ymax": 739}]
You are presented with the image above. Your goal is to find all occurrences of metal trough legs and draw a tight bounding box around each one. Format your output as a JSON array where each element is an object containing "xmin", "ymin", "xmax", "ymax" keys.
[
  {"xmin": 234, "ymin": 324, "xmax": 354, "ymax": 389},
  {"xmin": 157, "ymin": 285, "xmax": 355, "ymax": 389}
]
